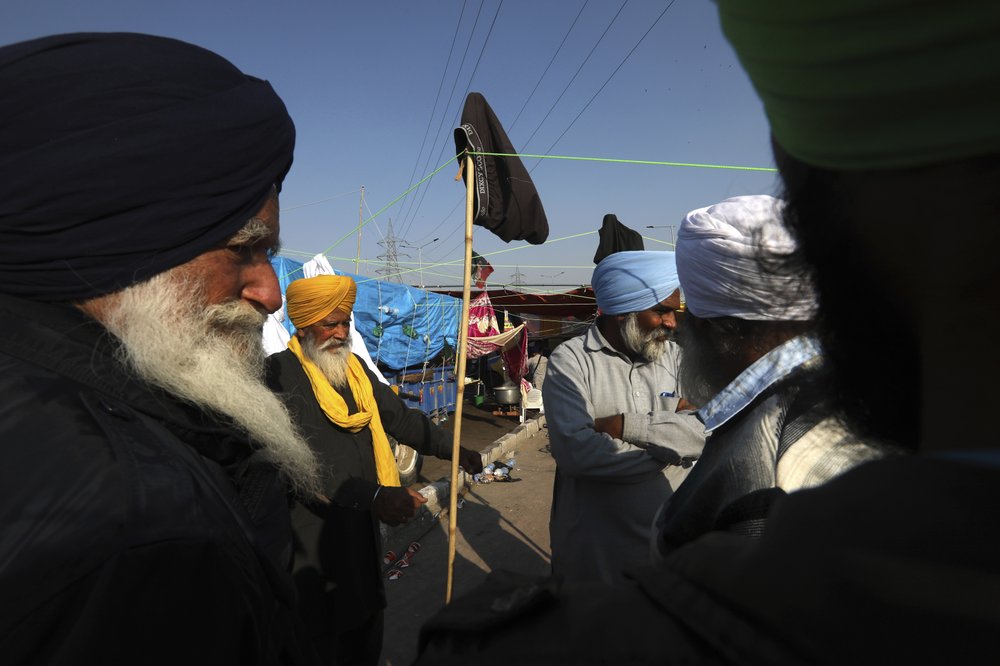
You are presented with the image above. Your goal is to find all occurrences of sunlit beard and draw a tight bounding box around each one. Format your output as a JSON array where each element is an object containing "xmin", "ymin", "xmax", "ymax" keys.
[
  {"xmin": 620, "ymin": 312, "xmax": 670, "ymax": 362},
  {"xmin": 302, "ymin": 333, "xmax": 352, "ymax": 389},
  {"xmin": 676, "ymin": 322, "xmax": 737, "ymax": 407},
  {"xmin": 102, "ymin": 269, "xmax": 320, "ymax": 495}
]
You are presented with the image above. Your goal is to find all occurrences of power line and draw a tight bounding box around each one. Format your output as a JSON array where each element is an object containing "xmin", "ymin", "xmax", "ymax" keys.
[
  {"xmin": 413, "ymin": 192, "xmax": 465, "ymax": 245},
  {"xmin": 401, "ymin": 0, "xmax": 506, "ymax": 240},
  {"xmin": 280, "ymin": 189, "xmax": 361, "ymax": 212},
  {"xmin": 508, "ymin": 0, "xmax": 590, "ymax": 132},
  {"xmin": 520, "ymin": 0, "xmax": 628, "ymax": 152},
  {"xmin": 533, "ymin": 0, "xmax": 679, "ymax": 168},
  {"xmin": 396, "ymin": 0, "xmax": 468, "ymax": 233},
  {"xmin": 511, "ymin": 266, "xmax": 526, "ymax": 288},
  {"xmin": 397, "ymin": 0, "xmax": 489, "ymax": 237},
  {"xmin": 377, "ymin": 219, "xmax": 409, "ymax": 283}
]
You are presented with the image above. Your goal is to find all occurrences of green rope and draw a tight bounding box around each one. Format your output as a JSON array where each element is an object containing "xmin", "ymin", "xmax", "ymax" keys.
[
  {"xmin": 468, "ymin": 150, "xmax": 777, "ymax": 172},
  {"xmin": 314, "ymin": 154, "xmax": 460, "ymax": 257},
  {"xmin": 276, "ymin": 150, "xmax": 774, "ymax": 280}
]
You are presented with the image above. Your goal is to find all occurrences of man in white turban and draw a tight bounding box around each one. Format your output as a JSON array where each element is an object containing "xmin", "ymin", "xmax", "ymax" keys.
[
  {"xmin": 544, "ymin": 250, "xmax": 705, "ymax": 584},
  {"xmin": 653, "ymin": 195, "xmax": 893, "ymax": 557}
]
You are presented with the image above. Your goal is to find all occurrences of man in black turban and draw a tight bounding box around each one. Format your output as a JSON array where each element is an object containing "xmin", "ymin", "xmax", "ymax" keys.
[{"xmin": 0, "ymin": 33, "xmax": 319, "ymax": 664}]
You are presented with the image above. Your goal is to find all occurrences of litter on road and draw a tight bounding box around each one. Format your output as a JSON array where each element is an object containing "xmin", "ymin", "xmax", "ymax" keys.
[{"xmin": 473, "ymin": 458, "xmax": 518, "ymax": 484}]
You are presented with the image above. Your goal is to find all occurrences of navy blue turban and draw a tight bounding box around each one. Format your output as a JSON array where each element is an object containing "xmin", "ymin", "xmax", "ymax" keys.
[{"xmin": 0, "ymin": 32, "xmax": 296, "ymax": 301}]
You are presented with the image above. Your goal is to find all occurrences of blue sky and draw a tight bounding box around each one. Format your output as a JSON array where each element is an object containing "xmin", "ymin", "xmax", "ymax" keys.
[{"xmin": 3, "ymin": 0, "xmax": 779, "ymax": 289}]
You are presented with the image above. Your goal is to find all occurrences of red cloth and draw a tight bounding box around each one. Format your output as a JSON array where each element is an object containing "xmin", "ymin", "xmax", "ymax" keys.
[
  {"xmin": 465, "ymin": 292, "xmax": 526, "ymax": 383},
  {"xmin": 471, "ymin": 251, "xmax": 494, "ymax": 289}
]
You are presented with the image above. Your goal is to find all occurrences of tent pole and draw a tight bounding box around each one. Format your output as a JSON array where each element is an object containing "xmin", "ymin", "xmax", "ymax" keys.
[{"xmin": 446, "ymin": 154, "xmax": 475, "ymax": 604}]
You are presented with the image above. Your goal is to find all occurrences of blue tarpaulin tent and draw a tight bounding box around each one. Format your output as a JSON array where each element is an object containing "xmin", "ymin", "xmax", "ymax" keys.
[{"xmin": 270, "ymin": 257, "xmax": 461, "ymax": 370}]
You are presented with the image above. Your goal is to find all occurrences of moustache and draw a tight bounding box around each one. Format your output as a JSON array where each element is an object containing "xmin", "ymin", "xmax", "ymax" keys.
[
  {"xmin": 320, "ymin": 337, "xmax": 351, "ymax": 351},
  {"xmin": 206, "ymin": 300, "xmax": 266, "ymax": 331},
  {"xmin": 649, "ymin": 327, "xmax": 674, "ymax": 342}
]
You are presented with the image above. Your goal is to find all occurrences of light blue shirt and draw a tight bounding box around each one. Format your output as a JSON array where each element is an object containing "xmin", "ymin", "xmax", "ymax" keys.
[{"xmin": 697, "ymin": 334, "xmax": 822, "ymax": 433}]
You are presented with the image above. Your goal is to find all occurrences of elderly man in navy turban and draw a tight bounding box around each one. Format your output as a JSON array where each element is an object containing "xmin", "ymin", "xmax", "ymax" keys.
[
  {"xmin": 0, "ymin": 33, "xmax": 318, "ymax": 663},
  {"xmin": 544, "ymin": 250, "xmax": 705, "ymax": 585}
]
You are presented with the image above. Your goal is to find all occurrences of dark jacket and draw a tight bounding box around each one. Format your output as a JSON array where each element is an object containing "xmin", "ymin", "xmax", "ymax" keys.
[
  {"xmin": 656, "ymin": 363, "xmax": 890, "ymax": 555},
  {"xmin": 266, "ymin": 349, "xmax": 450, "ymax": 636},
  {"xmin": 0, "ymin": 295, "xmax": 309, "ymax": 665},
  {"xmin": 417, "ymin": 454, "xmax": 1000, "ymax": 665}
]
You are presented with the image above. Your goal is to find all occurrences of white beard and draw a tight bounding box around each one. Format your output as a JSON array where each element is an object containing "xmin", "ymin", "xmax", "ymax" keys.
[
  {"xmin": 302, "ymin": 333, "xmax": 353, "ymax": 389},
  {"xmin": 101, "ymin": 268, "xmax": 320, "ymax": 495},
  {"xmin": 620, "ymin": 312, "xmax": 670, "ymax": 362}
]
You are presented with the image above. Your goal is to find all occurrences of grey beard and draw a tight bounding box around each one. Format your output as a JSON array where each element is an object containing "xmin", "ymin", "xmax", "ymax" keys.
[
  {"xmin": 677, "ymin": 320, "xmax": 739, "ymax": 407},
  {"xmin": 620, "ymin": 312, "xmax": 670, "ymax": 362},
  {"xmin": 101, "ymin": 268, "xmax": 320, "ymax": 495},
  {"xmin": 302, "ymin": 333, "xmax": 353, "ymax": 389}
]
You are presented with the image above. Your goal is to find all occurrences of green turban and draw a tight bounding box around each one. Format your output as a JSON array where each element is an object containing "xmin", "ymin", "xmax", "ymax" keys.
[{"xmin": 717, "ymin": 0, "xmax": 1000, "ymax": 170}]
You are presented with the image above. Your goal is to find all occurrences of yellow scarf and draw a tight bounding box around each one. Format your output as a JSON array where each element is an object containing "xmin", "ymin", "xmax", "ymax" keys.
[{"xmin": 288, "ymin": 336, "xmax": 401, "ymax": 486}]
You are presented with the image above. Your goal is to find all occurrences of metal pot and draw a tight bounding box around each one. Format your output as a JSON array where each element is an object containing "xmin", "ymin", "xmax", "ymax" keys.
[{"xmin": 493, "ymin": 385, "xmax": 520, "ymax": 405}]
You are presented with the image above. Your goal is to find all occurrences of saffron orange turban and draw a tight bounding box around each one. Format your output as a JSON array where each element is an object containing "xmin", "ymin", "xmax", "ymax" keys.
[{"xmin": 286, "ymin": 275, "xmax": 357, "ymax": 329}]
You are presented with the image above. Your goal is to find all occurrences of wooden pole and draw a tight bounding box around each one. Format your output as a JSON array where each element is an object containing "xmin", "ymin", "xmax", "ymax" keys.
[
  {"xmin": 445, "ymin": 154, "xmax": 475, "ymax": 603},
  {"xmin": 355, "ymin": 185, "xmax": 364, "ymax": 274}
]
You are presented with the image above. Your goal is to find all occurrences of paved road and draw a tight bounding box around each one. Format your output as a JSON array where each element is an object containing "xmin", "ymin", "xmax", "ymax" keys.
[{"xmin": 380, "ymin": 423, "xmax": 554, "ymax": 666}]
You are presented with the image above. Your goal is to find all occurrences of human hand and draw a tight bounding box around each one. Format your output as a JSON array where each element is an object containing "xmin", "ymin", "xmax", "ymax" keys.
[
  {"xmin": 458, "ymin": 446, "xmax": 484, "ymax": 475},
  {"xmin": 675, "ymin": 398, "xmax": 697, "ymax": 412},
  {"xmin": 593, "ymin": 414, "xmax": 624, "ymax": 440},
  {"xmin": 372, "ymin": 486, "xmax": 427, "ymax": 525}
]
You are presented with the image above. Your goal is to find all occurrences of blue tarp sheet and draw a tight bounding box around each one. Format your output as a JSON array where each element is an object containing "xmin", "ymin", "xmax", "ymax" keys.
[{"xmin": 271, "ymin": 257, "xmax": 461, "ymax": 370}]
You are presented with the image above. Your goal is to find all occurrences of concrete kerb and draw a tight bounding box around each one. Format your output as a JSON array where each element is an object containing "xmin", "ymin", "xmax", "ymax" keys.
[{"xmin": 380, "ymin": 414, "xmax": 547, "ymax": 553}]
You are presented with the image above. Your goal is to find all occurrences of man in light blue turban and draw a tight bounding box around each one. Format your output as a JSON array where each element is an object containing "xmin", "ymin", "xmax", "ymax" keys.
[
  {"xmin": 543, "ymin": 250, "xmax": 705, "ymax": 585},
  {"xmin": 591, "ymin": 250, "xmax": 681, "ymax": 317}
]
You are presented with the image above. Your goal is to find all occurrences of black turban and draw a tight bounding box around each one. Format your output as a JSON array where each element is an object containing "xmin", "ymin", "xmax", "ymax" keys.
[{"xmin": 0, "ymin": 32, "xmax": 296, "ymax": 302}]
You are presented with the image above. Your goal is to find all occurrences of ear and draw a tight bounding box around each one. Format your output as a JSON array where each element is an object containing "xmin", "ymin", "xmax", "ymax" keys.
[{"xmin": 295, "ymin": 328, "xmax": 306, "ymax": 340}]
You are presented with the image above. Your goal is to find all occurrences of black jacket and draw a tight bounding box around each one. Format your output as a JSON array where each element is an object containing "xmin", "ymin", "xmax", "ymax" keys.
[
  {"xmin": 266, "ymin": 349, "xmax": 450, "ymax": 636},
  {"xmin": 417, "ymin": 455, "xmax": 1000, "ymax": 665},
  {"xmin": 0, "ymin": 294, "xmax": 309, "ymax": 665}
]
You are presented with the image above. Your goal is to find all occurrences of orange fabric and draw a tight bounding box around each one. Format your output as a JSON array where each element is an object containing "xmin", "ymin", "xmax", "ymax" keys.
[{"xmin": 286, "ymin": 275, "xmax": 357, "ymax": 329}]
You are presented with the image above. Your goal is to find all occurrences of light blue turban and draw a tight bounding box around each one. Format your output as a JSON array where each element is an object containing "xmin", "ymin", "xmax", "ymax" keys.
[{"xmin": 592, "ymin": 250, "xmax": 680, "ymax": 315}]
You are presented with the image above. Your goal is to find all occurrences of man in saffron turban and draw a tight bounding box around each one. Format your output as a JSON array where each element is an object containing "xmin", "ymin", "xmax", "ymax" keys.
[{"xmin": 268, "ymin": 274, "xmax": 482, "ymax": 666}]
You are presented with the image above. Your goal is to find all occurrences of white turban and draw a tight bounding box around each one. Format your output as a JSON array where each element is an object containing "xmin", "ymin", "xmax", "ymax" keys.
[
  {"xmin": 676, "ymin": 195, "xmax": 817, "ymax": 321},
  {"xmin": 592, "ymin": 250, "xmax": 680, "ymax": 315}
]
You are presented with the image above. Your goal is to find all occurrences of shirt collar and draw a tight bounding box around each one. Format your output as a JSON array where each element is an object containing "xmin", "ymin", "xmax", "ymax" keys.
[
  {"xmin": 583, "ymin": 321, "xmax": 652, "ymax": 365},
  {"xmin": 697, "ymin": 334, "xmax": 822, "ymax": 433},
  {"xmin": 583, "ymin": 321, "xmax": 626, "ymax": 356}
]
